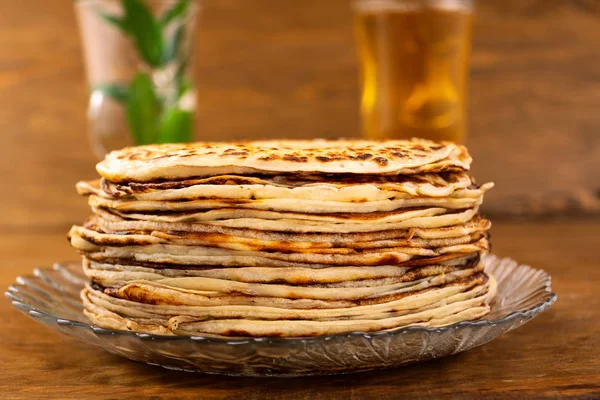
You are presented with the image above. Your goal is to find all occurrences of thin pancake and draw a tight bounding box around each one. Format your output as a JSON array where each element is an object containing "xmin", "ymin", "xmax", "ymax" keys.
[
  {"xmin": 96, "ymin": 139, "xmax": 471, "ymax": 182},
  {"xmin": 90, "ymin": 214, "xmax": 491, "ymax": 242},
  {"xmin": 84, "ymin": 256, "xmax": 481, "ymax": 286},
  {"xmin": 77, "ymin": 171, "xmax": 475, "ymax": 201},
  {"xmin": 87, "ymin": 188, "xmax": 487, "ymax": 214},
  {"xmin": 92, "ymin": 207, "xmax": 480, "ymax": 233},
  {"xmin": 84, "ymin": 253, "xmax": 479, "ymax": 285},
  {"xmin": 74, "ymin": 222, "xmax": 484, "ymax": 252}
]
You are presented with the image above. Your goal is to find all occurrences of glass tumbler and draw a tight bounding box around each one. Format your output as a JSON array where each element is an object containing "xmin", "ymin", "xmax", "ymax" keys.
[
  {"xmin": 354, "ymin": 0, "xmax": 473, "ymax": 143},
  {"xmin": 75, "ymin": 0, "xmax": 200, "ymax": 157}
]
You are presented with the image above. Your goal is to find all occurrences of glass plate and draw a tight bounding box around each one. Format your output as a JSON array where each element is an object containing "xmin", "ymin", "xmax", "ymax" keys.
[{"xmin": 5, "ymin": 255, "xmax": 556, "ymax": 377}]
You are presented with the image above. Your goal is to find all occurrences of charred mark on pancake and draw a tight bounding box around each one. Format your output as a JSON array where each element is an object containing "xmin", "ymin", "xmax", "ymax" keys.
[
  {"xmin": 79, "ymin": 231, "xmax": 157, "ymax": 247},
  {"xmin": 222, "ymin": 329, "xmax": 277, "ymax": 338},
  {"xmin": 258, "ymin": 155, "xmax": 281, "ymax": 161},
  {"xmin": 89, "ymin": 258, "xmax": 222, "ymax": 271},
  {"xmin": 90, "ymin": 281, "xmax": 106, "ymax": 292},
  {"xmin": 282, "ymin": 155, "xmax": 309, "ymax": 162},
  {"xmin": 357, "ymin": 153, "xmax": 373, "ymax": 160},
  {"xmin": 373, "ymin": 156, "xmax": 389, "ymax": 166},
  {"xmin": 117, "ymin": 285, "xmax": 188, "ymax": 305}
]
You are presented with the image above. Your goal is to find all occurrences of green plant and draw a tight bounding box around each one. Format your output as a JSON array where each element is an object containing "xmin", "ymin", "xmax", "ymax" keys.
[{"xmin": 92, "ymin": 0, "xmax": 194, "ymax": 145}]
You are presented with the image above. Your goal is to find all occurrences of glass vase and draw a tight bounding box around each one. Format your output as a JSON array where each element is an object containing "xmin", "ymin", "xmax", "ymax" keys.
[{"xmin": 75, "ymin": 0, "xmax": 200, "ymax": 157}]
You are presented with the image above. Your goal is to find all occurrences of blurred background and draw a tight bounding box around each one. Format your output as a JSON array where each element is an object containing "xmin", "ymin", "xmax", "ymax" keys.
[{"xmin": 0, "ymin": 0, "xmax": 599, "ymax": 248}]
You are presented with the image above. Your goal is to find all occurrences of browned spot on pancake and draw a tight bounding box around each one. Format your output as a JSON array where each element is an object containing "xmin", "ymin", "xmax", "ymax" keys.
[
  {"xmin": 86, "ymin": 257, "xmax": 222, "ymax": 271},
  {"xmin": 258, "ymin": 155, "xmax": 280, "ymax": 161},
  {"xmin": 373, "ymin": 156, "xmax": 389, "ymax": 166},
  {"xmin": 219, "ymin": 329, "xmax": 248, "ymax": 336},
  {"xmin": 287, "ymin": 276, "xmax": 316, "ymax": 285},
  {"xmin": 283, "ymin": 155, "xmax": 309, "ymax": 162},
  {"xmin": 316, "ymin": 156, "xmax": 330, "ymax": 162},
  {"xmin": 205, "ymin": 177, "xmax": 251, "ymax": 185},
  {"xmin": 223, "ymin": 329, "xmax": 287, "ymax": 338},
  {"xmin": 357, "ymin": 153, "xmax": 372, "ymax": 160},
  {"xmin": 110, "ymin": 285, "xmax": 189, "ymax": 306},
  {"xmin": 78, "ymin": 231, "xmax": 156, "ymax": 247},
  {"xmin": 366, "ymin": 253, "xmax": 404, "ymax": 266}
]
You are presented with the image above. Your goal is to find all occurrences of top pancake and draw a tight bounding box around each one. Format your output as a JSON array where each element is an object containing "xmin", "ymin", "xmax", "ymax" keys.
[{"xmin": 97, "ymin": 139, "xmax": 471, "ymax": 182}]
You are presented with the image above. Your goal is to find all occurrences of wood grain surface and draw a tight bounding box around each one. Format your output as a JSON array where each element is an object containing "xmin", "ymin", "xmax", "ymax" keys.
[{"xmin": 0, "ymin": 0, "xmax": 599, "ymax": 398}]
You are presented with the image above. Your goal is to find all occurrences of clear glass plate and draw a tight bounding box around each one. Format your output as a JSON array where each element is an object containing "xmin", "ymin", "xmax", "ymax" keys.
[{"xmin": 5, "ymin": 255, "xmax": 556, "ymax": 377}]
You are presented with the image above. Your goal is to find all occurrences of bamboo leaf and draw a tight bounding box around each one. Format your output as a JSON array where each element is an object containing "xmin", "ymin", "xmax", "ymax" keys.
[
  {"xmin": 158, "ymin": 108, "xmax": 193, "ymax": 143},
  {"xmin": 127, "ymin": 73, "xmax": 161, "ymax": 145},
  {"xmin": 94, "ymin": 9, "xmax": 131, "ymax": 33},
  {"xmin": 92, "ymin": 83, "xmax": 129, "ymax": 103},
  {"xmin": 122, "ymin": 0, "xmax": 164, "ymax": 67},
  {"xmin": 177, "ymin": 77, "xmax": 192, "ymax": 98},
  {"xmin": 159, "ymin": 0, "xmax": 190, "ymax": 27},
  {"xmin": 175, "ymin": 57, "xmax": 192, "ymax": 97},
  {"xmin": 162, "ymin": 25, "xmax": 185, "ymax": 64}
]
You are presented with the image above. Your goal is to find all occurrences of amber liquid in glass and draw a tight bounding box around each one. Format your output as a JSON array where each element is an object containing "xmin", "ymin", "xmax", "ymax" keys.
[{"xmin": 355, "ymin": 3, "xmax": 473, "ymax": 142}]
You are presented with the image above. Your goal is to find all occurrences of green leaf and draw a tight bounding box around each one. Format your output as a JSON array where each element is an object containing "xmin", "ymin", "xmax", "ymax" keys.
[
  {"xmin": 159, "ymin": 0, "xmax": 190, "ymax": 27},
  {"xmin": 162, "ymin": 25, "xmax": 185, "ymax": 65},
  {"xmin": 158, "ymin": 108, "xmax": 193, "ymax": 143},
  {"xmin": 123, "ymin": 0, "xmax": 164, "ymax": 67},
  {"xmin": 92, "ymin": 83, "xmax": 129, "ymax": 103},
  {"xmin": 177, "ymin": 77, "xmax": 192, "ymax": 98},
  {"xmin": 127, "ymin": 73, "xmax": 161, "ymax": 145},
  {"xmin": 174, "ymin": 58, "xmax": 192, "ymax": 98},
  {"xmin": 94, "ymin": 9, "xmax": 130, "ymax": 33}
]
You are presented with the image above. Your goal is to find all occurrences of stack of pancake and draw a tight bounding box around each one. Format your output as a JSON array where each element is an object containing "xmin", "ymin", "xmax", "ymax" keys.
[{"xmin": 69, "ymin": 139, "xmax": 495, "ymax": 337}]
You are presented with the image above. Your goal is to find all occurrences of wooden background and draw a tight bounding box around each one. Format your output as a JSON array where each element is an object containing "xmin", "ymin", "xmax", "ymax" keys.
[{"xmin": 0, "ymin": 0, "xmax": 599, "ymax": 398}]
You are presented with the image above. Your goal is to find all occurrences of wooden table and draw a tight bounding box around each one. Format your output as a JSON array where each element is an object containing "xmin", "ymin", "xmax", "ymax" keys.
[{"xmin": 1, "ymin": 221, "xmax": 599, "ymax": 399}]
